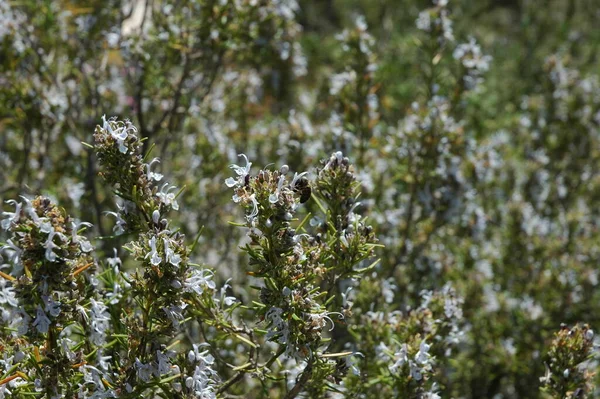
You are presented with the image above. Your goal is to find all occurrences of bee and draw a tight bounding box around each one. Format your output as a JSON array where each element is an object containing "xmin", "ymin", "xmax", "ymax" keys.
[{"xmin": 292, "ymin": 176, "xmax": 312, "ymax": 203}]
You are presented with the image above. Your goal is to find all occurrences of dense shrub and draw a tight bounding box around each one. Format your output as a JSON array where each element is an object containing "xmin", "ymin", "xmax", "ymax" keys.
[{"xmin": 1, "ymin": 0, "xmax": 599, "ymax": 398}]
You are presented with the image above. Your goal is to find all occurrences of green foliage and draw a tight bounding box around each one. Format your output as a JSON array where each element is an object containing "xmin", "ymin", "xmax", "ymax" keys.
[{"xmin": 1, "ymin": 0, "xmax": 600, "ymax": 398}]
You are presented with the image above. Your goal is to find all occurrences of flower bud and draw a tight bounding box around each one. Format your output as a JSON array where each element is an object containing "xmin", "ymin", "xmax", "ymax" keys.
[{"xmin": 171, "ymin": 279, "xmax": 182, "ymax": 289}]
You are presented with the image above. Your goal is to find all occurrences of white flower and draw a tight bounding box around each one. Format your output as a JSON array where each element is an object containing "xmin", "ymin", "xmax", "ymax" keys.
[
  {"xmin": 15, "ymin": 309, "xmax": 31, "ymax": 336},
  {"xmin": 66, "ymin": 182, "xmax": 86, "ymax": 208},
  {"xmin": 323, "ymin": 151, "xmax": 344, "ymax": 170},
  {"xmin": 44, "ymin": 230, "xmax": 66, "ymax": 262},
  {"xmin": 224, "ymin": 177, "xmax": 238, "ymax": 188},
  {"xmin": 269, "ymin": 175, "xmax": 286, "ymax": 204},
  {"xmin": 355, "ymin": 15, "xmax": 367, "ymax": 31},
  {"xmin": 163, "ymin": 238, "xmax": 181, "ymax": 267},
  {"xmin": 90, "ymin": 299, "xmax": 111, "ymax": 345},
  {"xmin": 329, "ymin": 71, "xmax": 356, "ymax": 96},
  {"xmin": 218, "ymin": 279, "xmax": 237, "ymax": 306},
  {"xmin": 96, "ymin": 350, "xmax": 113, "ymax": 372},
  {"xmin": 0, "ymin": 273, "xmax": 17, "ymax": 307},
  {"xmin": 187, "ymin": 343, "xmax": 215, "ymax": 366},
  {"xmin": 19, "ymin": 196, "xmax": 41, "ymax": 226},
  {"xmin": 416, "ymin": 11, "xmax": 431, "ymax": 31},
  {"xmin": 247, "ymin": 194, "xmax": 259, "ymax": 221},
  {"xmin": 60, "ymin": 337, "xmax": 77, "ymax": 362},
  {"xmin": 146, "ymin": 158, "xmax": 163, "ymax": 182},
  {"xmin": 375, "ymin": 342, "xmax": 391, "ymax": 361},
  {"xmin": 225, "ymin": 153, "xmax": 252, "ymax": 188},
  {"xmin": 345, "ymin": 352, "xmax": 364, "ymax": 376},
  {"xmin": 415, "ymin": 341, "xmax": 431, "ymax": 365},
  {"xmin": 71, "ymin": 221, "xmax": 94, "ymax": 253},
  {"xmin": 307, "ymin": 311, "xmax": 342, "ymax": 332},
  {"xmin": 422, "ymin": 383, "xmax": 442, "ymax": 399},
  {"xmin": 0, "ymin": 239, "xmax": 22, "ymax": 270},
  {"xmin": 102, "ymin": 115, "xmax": 128, "ymax": 154},
  {"xmin": 107, "ymin": 248, "xmax": 122, "ymax": 271},
  {"xmin": 104, "ymin": 211, "xmax": 126, "ymax": 235},
  {"xmin": 146, "ymin": 236, "xmax": 162, "ymax": 266},
  {"xmin": 409, "ymin": 361, "xmax": 423, "ymax": 381},
  {"xmin": 341, "ymin": 287, "xmax": 353, "ymax": 309},
  {"xmin": 389, "ymin": 344, "xmax": 408, "ymax": 374},
  {"xmin": 157, "ymin": 183, "xmax": 179, "ymax": 210},
  {"xmin": 381, "ymin": 278, "xmax": 397, "ymax": 304},
  {"xmin": 36, "ymin": 218, "xmax": 52, "ymax": 234},
  {"xmin": 185, "ymin": 269, "xmax": 216, "ymax": 295},
  {"xmin": 185, "ymin": 361, "xmax": 217, "ymax": 399},
  {"xmin": 1, "ymin": 199, "xmax": 21, "ymax": 230}
]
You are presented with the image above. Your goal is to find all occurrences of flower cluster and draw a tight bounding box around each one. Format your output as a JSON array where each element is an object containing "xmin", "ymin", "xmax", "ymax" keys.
[
  {"xmin": 94, "ymin": 116, "xmax": 181, "ymax": 235},
  {"xmin": 226, "ymin": 151, "xmax": 379, "ymax": 395},
  {"xmin": 343, "ymin": 284, "xmax": 463, "ymax": 397},
  {"xmin": 3, "ymin": 0, "xmax": 600, "ymax": 397},
  {"xmin": 0, "ymin": 196, "xmax": 96, "ymax": 396},
  {"xmin": 453, "ymin": 37, "xmax": 492, "ymax": 91},
  {"xmin": 540, "ymin": 324, "xmax": 596, "ymax": 398},
  {"xmin": 227, "ymin": 156, "xmax": 331, "ymax": 356},
  {"xmin": 326, "ymin": 17, "xmax": 380, "ymax": 162},
  {"xmin": 93, "ymin": 117, "xmax": 221, "ymax": 397},
  {"xmin": 416, "ymin": 0, "xmax": 454, "ymax": 45}
]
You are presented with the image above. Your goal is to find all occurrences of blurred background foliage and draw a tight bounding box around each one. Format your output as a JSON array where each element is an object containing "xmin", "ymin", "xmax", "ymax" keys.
[{"xmin": 2, "ymin": 0, "xmax": 600, "ymax": 397}]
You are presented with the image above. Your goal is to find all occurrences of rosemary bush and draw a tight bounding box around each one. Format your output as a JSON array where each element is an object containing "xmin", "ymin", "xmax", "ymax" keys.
[{"xmin": 1, "ymin": 0, "xmax": 600, "ymax": 398}]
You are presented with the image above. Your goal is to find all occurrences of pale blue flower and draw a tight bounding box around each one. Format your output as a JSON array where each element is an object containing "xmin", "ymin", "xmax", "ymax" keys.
[
  {"xmin": 43, "ymin": 296, "xmax": 61, "ymax": 317},
  {"xmin": 187, "ymin": 343, "xmax": 214, "ymax": 365},
  {"xmin": 90, "ymin": 299, "xmax": 111, "ymax": 345},
  {"xmin": 415, "ymin": 340, "xmax": 431, "ymax": 364},
  {"xmin": 163, "ymin": 303, "xmax": 186, "ymax": 328},
  {"xmin": 156, "ymin": 350, "xmax": 175, "ymax": 376},
  {"xmin": 134, "ymin": 359, "xmax": 153, "ymax": 382},
  {"xmin": 0, "ymin": 272, "xmax": 17, "ymax": 307},
  {"xmin": 146, "ymin": 236, "xmax": 162, "ymax": 266},
  {"xmin": 157, "ymin": 183, "xmax": 179, "ymax": 210},
  {"xmin": 185, "ymin": 269, "xmax": 215, "ymax": 295},
  {"xmin": 43, "ymin": 230, "xmax": 66, "ymax": 262},
  {"xmin": 32, "ymin": 306, "xmax": 51, "ymax": 334},
  {"xmin": 163, "ymin": 238, "xmax": 181, "ymax": 267},
  {"xmin": 0, "ymin": 239, "xmax": 22, "ymax": 269},
  {"xmin": 1, "ymin": 199, "xmax": 21, "ymax": 230},
  {"xmin": 104, "ymin": 211, "xmax": 126, "ymax": 235},
  {"xmin": 71, "ymin": 221, "xmax": 93, "ymax": 253}
]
